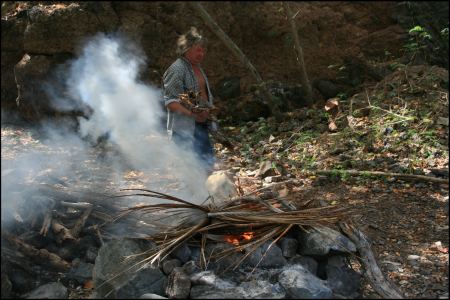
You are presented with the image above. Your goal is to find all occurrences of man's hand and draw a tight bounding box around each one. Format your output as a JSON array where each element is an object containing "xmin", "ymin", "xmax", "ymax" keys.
[{"xmin": 192, "ymin": 110, "xmax": 209, "ymax": 123}]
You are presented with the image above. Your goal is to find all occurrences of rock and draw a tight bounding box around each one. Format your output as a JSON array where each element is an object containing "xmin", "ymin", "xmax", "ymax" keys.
[
  {"xmin": 235, "ymin": 280, "xmax": 286, "ymax": 298},
  {"xmin": 204, "ymin": 243, "xmax": 243, "ymax": 272},
  {"xmin": 162, "ymin": 259, "xmax": 181, "ymax": 275},
  {"xmin": 85, "ymin": 246, "xmax": 99, "ymax": 263},
  {"xmin": 326, "ymin": 255, "xmax": 361, "ymax": 298},
  {"xmin": 67, "ymin": 261, "xmax": 94, "ymax": 284},
  {"xmin": 182, "ymin": 260, "xmax": 201, "ymax": 275},
  {"xmin": 165, "ymin": 267, "xmax": 191, "ymax": 299},
  {"xmin": 23, "ymin": 282, "xmax": 68, "ymax": 299},
  {"xmin": 279, "ymin": 265, "xmax": 333, "ymax": 299},
  {"xmin": 139, "ymin": 294, "xmax": 168, "ymax": 299},
  {"xmin": 313, "ymin": 79, "xmax": 341, "ymax": 99},
  {"xmin": 1, "ymin": 273, "xmax": 12, "ymax": 299},
  {"xmin": 190, "ymin": 271, "xmax": 236, "ymax": 289},
  {"xmin": 205, "ymin": 171, "xmax": 238, "ymax": 203},
  {"xmin": 256, "ymin": 160, "xmax": 277, "ymax": 178},
  {"xmin": 171, "ymin": 243, "xmax": 191, "ymax": 264},
  {"xmin": 280, "ymin": 238, "xmax": 298, "ymax": 258},
  {"xmin": 407, "ymin": 255, "xmax": 421, "ymax": 262},
  {"xmin": 189, "ymin": 285, "xmax": 242, "ymax": 299},
  {"xmin": 244, "ymin": 240, "xmax": 287, "ymax": 268},
  {"xmin": 93, "ymin": 238, "xmax": 157, "ymax": 298},
  {"xmin": 24, "ymin": 3, "xmax": 119, "ymax": 54},
  {"xmin": 298, "ymin": 226, "xmax": 356, "ymax": 256},
  {"xmin": 215, "ymin": 76, "xmax": 241, "ymax": 100},
  {"xmin": 287, "ymin": 255, "xmax": 319, "ymax": 275},
  {"xmin": 116, "ymin": 266, "xmax": 166, "ymax": 299}
]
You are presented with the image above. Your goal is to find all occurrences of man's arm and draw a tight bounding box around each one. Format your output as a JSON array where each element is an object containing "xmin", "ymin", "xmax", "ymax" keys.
[{"xmin": 167, "ymin": 102, "xmax": 209, "ymax": 123}]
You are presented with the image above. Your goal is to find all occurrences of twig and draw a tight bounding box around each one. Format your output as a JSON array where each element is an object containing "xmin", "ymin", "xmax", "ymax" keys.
[{"xmin": 317, "ymin": 169, "xmax": 448, "ymax": 184}]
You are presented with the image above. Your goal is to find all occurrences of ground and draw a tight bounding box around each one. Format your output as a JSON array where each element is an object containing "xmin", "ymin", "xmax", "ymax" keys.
[{"xmin": 1, "ymin": 63, "xmax": 448, "ymax": 299}]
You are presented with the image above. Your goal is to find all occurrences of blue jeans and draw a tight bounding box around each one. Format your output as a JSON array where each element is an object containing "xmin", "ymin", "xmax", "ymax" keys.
[{"xmin": 172, "ymin": 122, "xmax": 215, "ymax": 171}]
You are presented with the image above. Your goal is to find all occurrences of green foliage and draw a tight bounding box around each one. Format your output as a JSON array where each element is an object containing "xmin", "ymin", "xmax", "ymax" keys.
[
  {"xmin": 403, "ymin": 25, "xmax": 435, "ymax": 62},
  {"xmin": 336, "ymin": 92, "xmax": 348, "ymax": 101}
]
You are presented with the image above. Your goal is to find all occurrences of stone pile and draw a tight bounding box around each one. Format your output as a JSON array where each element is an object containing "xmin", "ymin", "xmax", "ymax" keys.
[{"xmin": 90, "ymin": 225, "xmax": 361, "ymax": 299}]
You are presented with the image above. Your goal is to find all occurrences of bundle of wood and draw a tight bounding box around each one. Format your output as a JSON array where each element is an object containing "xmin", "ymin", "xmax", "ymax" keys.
[{"xmin": 178, "ymin": 90, "xmax": 219, "ymax": 120}]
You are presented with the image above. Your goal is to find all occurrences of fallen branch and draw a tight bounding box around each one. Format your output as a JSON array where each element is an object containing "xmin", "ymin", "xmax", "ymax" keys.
[
  {"xmin": 339, "ymin": 222, "xmax": 404, "ymax": 299},
  {"xmin": 69, "ymin": 204, "xmax": 94, "ymax": 238},
  {"xmin": 51, "ymin": 219, "xmax": 75, "ymax": 243},
  {"xmin": 317, "ymin": 169, "xmax": 448, "ymax": 184},
  {"xmin": 39, "ymin": 210, "xmax": 53, "ymax": 236},
  {"xmin": 2, "ymin": 231, "xmax": 71, "ymax": 271}
]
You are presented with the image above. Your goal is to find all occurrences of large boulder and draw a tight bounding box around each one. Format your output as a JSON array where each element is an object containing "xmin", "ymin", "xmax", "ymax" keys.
[
  {"xmin": 298, "ymin": 226, "xmax": 356, "ymax": 256},
  {"xmin": 24, "ymin": 3, "xmax": 119, "ymax": 54},
  {"xmin": 279, "ymin": 264, "xmax": 333, "ymax": 299},
  {"xmin": 92, "ymin": 238, "xmax": 165, "ymax": 299}
]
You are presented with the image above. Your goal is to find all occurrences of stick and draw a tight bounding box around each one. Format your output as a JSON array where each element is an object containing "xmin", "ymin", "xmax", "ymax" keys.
[
  {"xmin": 51, "ymin": 219, "xmax": 75, "ymax": 243},
  {"xmin": 60, "ymin": 201, "xmax": 94, "ymax": 209},
  {"xmin": 2, "ymin": 231, "xmax": 71, "ymax": 271},
  {"xmin": 339, "ymin": 222, "xmax": 404, "ymax": 299},
  {"xmin": 69, "ymin": 204, "xmax": 94, "ymax": 238},
  {"xmin": 317, "ymin": 169, "xmax": 448, "ymax": 184},
  {"xmin": 39, "ymin": 210, "xmax": 52, "ymax": 236}
]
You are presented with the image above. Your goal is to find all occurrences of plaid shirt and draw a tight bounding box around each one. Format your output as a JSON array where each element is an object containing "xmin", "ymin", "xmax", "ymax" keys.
[{"xmin": 162, "ymin": 57, "xmax": 214, "ymax": 137}]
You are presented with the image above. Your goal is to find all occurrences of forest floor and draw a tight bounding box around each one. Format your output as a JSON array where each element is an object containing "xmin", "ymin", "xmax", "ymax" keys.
[
  {"xmin": 1, "ymin": 64, "xmax": 448, "ymax": 299},
  {"xmin": 212, "ymin": 63, "xmax": 449, "ymax": 299}
]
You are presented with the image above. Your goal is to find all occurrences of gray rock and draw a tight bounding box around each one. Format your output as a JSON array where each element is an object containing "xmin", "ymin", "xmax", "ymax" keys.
[
  {"xmin": 326, "ymin": 255, "xmax": 361, "ymax": 298},
  {"xmin": 189, "ymin": 285, "xmax": 242, "ymax": 299},
  {"xmin": 23, "ymin": 282, "xmax": 68, "ymax": 299},
  {"xmin": 85, "ymin": 246, "xmax": 99, "ymax": 263},
  {"xmin": 215, "ymin": 76, "xmax": 241, "ymax": 100},
  {"xmin": 288, "ymin": 255, "xmax": 319, "ymax": 275},
  {"xmin": 280, "ymin": 237, "xmax": 298, "ymax": 258},
  {"xmin": 244, "ymin": 240, "xmax": 287, "ymax": 268},
  {"xmin": 93, "ymin": 238, "xmax": 157, "ymax": 298},
  {"xmin": 67, "ymin": 261, "xmax": 94, "ymax": 284},
  {"xmin": 182, "ymin": 260, "xmax": 201, "ymax": 275},
  {"xmin": 162, "ymin": 259, "xmax": 181, "ymax": 275},
  {"xmin": 235, "ymin": 280, "xmax": 286, "ymax": 298},
  {"xmin": 204, "ymin": 243, "xmax": 243, "ymax": 272},
  {"xmin": 298, "ymin": 226, "xmax": 356, "ymax": 256},
  {"xmin": 139, "ymin": 293, "xmax": 168, "ymax": 299},
  {"xmin": 116, "ymin": 266, "xmax": 166, "ymax": 299},
  {"xmin": 190, "ymin": 271, "xmax": 236, "ymax": 289},
  {"xmin": 1, "ymin": 273, "xmax": 12, "ymax": 299},
  {"xmin": 171, "ymin": 243, "xmax": 191, "ymax": 264},
  {"xmin": 279, "ymin": 265, "xmax": 333, "ymax": 299},
  {"xmin": 165, "ymin": 267, "xmax": 191, "ymax": 299}
]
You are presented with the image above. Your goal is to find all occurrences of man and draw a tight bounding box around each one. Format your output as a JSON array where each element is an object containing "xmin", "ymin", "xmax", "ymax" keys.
[{"xmin": 162, "ymin": 27, "xmax": 216, "ymax": 172}]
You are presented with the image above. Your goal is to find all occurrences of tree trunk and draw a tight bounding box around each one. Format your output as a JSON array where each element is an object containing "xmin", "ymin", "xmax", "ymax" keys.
[
  {"xmin": 282, "ymin": 2, "xmax": 313, "ymax": 105},
  {"xmin": 189, "ymin": 2, "xmax": 282, "ymax": 119}
]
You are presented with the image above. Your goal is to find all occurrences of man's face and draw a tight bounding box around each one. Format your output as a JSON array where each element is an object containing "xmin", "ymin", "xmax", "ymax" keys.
[{"xmin": 184, "ymin": 44, "xmax": 206, "ymax": 65}]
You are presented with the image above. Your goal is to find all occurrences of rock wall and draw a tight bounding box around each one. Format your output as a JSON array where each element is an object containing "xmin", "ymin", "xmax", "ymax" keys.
[{"xmin": 1, "ymin": 1, "xmax": 447, "ymax": 122}]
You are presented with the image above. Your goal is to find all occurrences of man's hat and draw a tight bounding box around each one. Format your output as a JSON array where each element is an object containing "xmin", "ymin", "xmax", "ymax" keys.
[{"xmin": 176, "ymin": 27, "xmax": 206, "ymax": 55}]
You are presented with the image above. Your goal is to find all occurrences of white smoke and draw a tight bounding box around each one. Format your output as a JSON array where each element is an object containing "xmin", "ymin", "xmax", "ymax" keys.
[
  {"xmin": 66, "ymin": 33, "xmax": 210, "ymax": 201},
  {"xmin": 1, "ymin": 33, "xmax": 212, "ymax": 231}
]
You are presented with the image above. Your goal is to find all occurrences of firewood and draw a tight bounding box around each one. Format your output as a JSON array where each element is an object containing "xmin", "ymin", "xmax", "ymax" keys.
[
  {"xmin": 39, "ymin": 210, "xmax": 52, "ymax": 237},
  {"xmin": 60, "ymin": 201, "xmax": 93, "ymax": 209},
  {"xmin": 1, "ymin": 231, "xmax": 70, "ymax": 271},
  {"xmin": 51, "ymin": 219, "xmax": 75, "ymax": 243},
  {"xmin": 69, "ymin": 204, "xmax": 93, "ymax": 239}
]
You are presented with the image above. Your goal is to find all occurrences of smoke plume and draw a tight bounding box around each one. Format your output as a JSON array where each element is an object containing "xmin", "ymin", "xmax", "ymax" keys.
[{"xmin": 1, "ymin": 33, "xmax": 211, "ymax": 230}]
